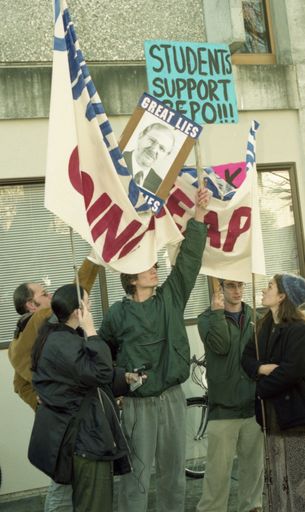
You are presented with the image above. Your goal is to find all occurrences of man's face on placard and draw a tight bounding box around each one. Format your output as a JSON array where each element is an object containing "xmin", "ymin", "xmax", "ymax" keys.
[{"xmin": 134, "ymin": 125, "xmax": 175, "ymax": 171}]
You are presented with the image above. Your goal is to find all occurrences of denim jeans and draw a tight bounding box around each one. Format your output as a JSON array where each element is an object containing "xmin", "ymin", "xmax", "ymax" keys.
[{"xmin": 44, "ymin": 480, "xmax": 73, "ymax": 512}]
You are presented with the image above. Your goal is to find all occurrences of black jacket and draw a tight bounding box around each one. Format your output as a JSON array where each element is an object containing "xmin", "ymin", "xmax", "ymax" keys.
[
  {"xmin": 32, "ymin": 325, "xmax": 130, "ymax": 468},
  {"xmin": 242, "ymin": 316, "xmax": 305, "ymax": 430},
  {"xmin": 123, "ymin": 150, "xmax": 162, "ymax": 193}
]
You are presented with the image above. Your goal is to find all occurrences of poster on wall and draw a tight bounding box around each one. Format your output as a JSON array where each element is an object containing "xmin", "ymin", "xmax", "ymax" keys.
[
  {"xmin": 144, "ymin": 40, "xmax": 238, "ymax": 125},
  {"xmin": 119, "ymin": 92, "xmax": 202, "ymax": 200}
]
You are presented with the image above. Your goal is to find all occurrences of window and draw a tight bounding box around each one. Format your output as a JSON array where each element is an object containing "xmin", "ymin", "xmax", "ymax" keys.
[
  {"xmin": 242, "ymin": 163, "xmax": 305, "ymax": 306},
  {"xmin": 232, "ymin": 0, "xmax": 276, "ymax": 65},
  {"xmin": 0, "ymin": 180, "xmax": 103, "ymax": 347}
]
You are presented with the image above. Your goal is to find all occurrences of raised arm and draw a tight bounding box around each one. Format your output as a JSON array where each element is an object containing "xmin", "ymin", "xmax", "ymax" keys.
[{"xmin": 162, "ymin": 188, "xmax": 210, "ymax": 308}]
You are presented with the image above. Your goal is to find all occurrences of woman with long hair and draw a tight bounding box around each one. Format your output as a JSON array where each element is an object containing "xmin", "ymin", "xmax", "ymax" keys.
[
  {"xmin": 30, "ymin": 284, "xmax": 137, "ymax": 512},
  {"xmin": 242, "ymin": 273, "xmax": 305, "ymax": 511}
]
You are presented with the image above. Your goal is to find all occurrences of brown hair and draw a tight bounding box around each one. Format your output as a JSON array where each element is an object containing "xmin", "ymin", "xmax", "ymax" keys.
[
  {"xmin": 13, "ymin": 283, "xmax": 33, "ymax": 315},
  {"xmin": 120, "ymin": 273, "xmax": 138, "ymax": 296},
  {"xmin": 120, "ymin": 263, "xmax": 159, "ymax": 296},
  {"xmin": 259, "ymin": 273, "xmax": 305, "ymax": 330}
]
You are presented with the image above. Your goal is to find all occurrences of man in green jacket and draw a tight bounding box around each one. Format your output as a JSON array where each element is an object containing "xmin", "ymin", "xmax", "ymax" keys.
[
  {"xmin": 99, "ymin": 188, "xmax": 210, "ymax": 512},
  {"xmin": 196, "ymin": 280, "xmax": 264, "ymax": 512}
]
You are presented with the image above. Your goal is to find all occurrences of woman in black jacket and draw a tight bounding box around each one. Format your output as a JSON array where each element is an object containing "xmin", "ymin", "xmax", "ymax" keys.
[
  {"xmin": 30, "ymin": 284, "xmax": 137, "ymax": 512},
  {"xmin": 242, "ymin": 273, "xmax": 305, "ymax": 511}
]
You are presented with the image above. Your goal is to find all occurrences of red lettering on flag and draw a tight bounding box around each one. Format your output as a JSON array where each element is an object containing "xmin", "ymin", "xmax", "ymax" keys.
[
  {"xmin": 90, "ymin": 202, "xmax": 142, "ymax": 262},
  {"xmin": 119, "ymin": 216, "xmax": 156, "ymax": 258},
  {"xmin": 86, "ymin": 193, "xmax": 112, "ymax": 224},
  {"xmin": 223, "ymin": 207, "xmax": 251, "ymax": 252},
  {"xmin": 203, "ymin": 211, "xmax": 221, "ymax": 249},
  {"xmin": 166, "ymin": 188, "xmax": 194, "ymax": 230},
  {"xmin": 68, "ymin": 146, "xmax": 82, "ymax": 194}
]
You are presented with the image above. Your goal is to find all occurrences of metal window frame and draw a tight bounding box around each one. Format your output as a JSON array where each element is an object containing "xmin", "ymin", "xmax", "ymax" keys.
[{"xmin": 257, "ymin": 162, "xmax": 305, "ymax": 276}]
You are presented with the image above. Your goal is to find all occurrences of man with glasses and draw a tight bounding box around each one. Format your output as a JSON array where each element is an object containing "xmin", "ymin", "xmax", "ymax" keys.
[
  {"xmin": 123, "ymin": 122, "xmax": 175, "ymax": 193},
  {"xmin": 196, "ymin": 279, "xmax": 264, "ymax": 512}
]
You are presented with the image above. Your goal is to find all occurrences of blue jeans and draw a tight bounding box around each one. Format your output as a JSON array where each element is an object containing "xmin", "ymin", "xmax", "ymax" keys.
[{"xmin": 44, "ymin": 480, "xmax": 73, "ymax": 512}]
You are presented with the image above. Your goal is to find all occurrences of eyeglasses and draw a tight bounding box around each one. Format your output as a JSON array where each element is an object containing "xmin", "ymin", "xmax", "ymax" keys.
[{"xmin": 223, "ymin": 282, "xmax": 244, "ymax": 290}]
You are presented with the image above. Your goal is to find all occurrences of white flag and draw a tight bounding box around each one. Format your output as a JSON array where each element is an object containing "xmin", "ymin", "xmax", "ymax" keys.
[
  {"xmin": 45, "ymin": 0, "xmax": 182, "ymax": 270},
  {"xmin": 166, "ymin": 121, "xmax": 266, "ymax": 282}
]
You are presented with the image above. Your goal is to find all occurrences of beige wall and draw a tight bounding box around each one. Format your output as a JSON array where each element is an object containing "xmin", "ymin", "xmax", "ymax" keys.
[{"xmin": 0, "ymin": 350, "xmax": 49, "ymax": 498}]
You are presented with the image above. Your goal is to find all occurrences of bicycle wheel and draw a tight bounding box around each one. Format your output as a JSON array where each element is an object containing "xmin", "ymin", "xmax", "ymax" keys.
[{"xmin": 185, "ymin": 396, "xmax": 208, "ymax": 479}]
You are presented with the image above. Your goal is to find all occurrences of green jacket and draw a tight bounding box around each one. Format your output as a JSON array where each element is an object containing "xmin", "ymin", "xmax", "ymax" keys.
[
  {"xmin": 100, "ymin": 219, "xmax": 207, "ymax": 397},
  {"xmin": 198, "ymin": 303, "xmax": 256, "ymax": 420}
]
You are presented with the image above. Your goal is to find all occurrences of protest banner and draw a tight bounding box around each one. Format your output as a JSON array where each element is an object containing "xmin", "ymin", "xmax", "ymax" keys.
[
  {"xmin": 161, "ymin": 121, "xmax": 266, "ymax": 282},
  {"xmin": 203, "ymin": 162, "xmax": 247, "ymax": 200},
  {"xmin": 144, "ymin": 40, "xmax": 238, "ymax": 125},
  {"xmin": 119, "ymin": 92, "xmax": 202, "ymax": 202},
  {"xmin": 45, "ymin": 0, "xmax": 182, "ymax": 269}
]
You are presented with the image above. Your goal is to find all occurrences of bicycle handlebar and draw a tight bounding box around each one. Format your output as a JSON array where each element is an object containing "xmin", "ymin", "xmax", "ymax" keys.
[{"xmin": 190, "ymin": 355, "xmax": 206, "ymax": 367}]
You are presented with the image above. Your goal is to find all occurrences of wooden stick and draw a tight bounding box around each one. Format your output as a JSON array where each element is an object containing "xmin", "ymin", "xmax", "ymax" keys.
[
  {"xmin": 252, "ymin": 272, "xmax": 273, "ymax": 512},
  {"xmin": 194, "ymin": 139, "xmax": 204, "ymax": 190},
  {"xmin": 69, "ymin": 227, "xmax": 82, "ymax": 309}
]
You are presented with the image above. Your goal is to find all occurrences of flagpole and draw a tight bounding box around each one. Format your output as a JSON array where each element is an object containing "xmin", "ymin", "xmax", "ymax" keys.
[
  {"xmin": 194, "ymin": 139, "xmax": 204, "ymax": 190},
  {"xmin": 195, "ymin": 138, "xmax": 219, "ymax": 296},
  {"xmin": 252, "ymin": 273, "xmax": 273, "ymax": 512},
  {"xmin": 69, "ymin": 227, "xmax": 82, "ymax": 309}
]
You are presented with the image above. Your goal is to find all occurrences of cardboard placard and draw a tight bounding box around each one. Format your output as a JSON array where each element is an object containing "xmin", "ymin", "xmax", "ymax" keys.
[
  {"xmin": 119, "ymin": 92, "xmax": 202, "ymax": 200},
  {"xmin": 144, "ymin": 40, "xmax": 238, "ymax": 125}
]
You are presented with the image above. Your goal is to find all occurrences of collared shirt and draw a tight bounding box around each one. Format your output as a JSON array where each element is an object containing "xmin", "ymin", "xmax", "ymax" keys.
[{"xmin": 131, "ymin": 152, "xmax": 150, "ymax": 187}]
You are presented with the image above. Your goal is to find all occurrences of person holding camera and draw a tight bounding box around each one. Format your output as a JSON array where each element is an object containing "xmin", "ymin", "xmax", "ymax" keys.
[{"xmin": 196, "ymin": 279, "xmax": 264, "ymax": 512}]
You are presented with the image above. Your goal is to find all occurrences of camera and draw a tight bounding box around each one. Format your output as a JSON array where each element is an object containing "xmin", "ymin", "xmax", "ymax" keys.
[{"xmin": 130, "ymin": 362, "xmax": 151, "ymax": 392}]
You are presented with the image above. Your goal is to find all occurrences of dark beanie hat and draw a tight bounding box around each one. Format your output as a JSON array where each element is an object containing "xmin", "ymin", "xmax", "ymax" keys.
[{"xmin": 281, "ymin": 273, "xmax": 305, "ymax": 307}]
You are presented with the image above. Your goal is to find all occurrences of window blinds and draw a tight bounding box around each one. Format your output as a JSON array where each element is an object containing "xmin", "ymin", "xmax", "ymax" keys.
[{"xmin": 0, "ymin": 183, "xmax": 102, "ymax": 345}]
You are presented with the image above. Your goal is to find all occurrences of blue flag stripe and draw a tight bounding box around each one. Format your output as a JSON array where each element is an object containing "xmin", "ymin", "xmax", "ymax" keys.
[{"xmin": 56, "ymin": 2, "xmax": 151, "ymax": 212}]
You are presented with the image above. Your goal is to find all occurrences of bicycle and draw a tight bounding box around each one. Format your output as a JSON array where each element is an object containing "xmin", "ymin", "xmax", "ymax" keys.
[{"xmin": 185, "ymin": 355, "xmax": 209, "ymax": 479}]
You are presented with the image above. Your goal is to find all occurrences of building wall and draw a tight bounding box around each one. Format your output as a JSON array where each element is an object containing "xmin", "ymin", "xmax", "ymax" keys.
[
  {"xmin": 1, "ymin": 0, "xmax": 305, "ymax": 500},
  {"xmin": 0, "ymin": 350, "xmax": 50, "ymax": 497}
]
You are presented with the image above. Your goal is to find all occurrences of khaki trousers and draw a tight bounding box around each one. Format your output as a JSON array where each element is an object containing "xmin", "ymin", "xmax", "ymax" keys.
[{"xmin": 196, "ymin": 417, "xmax": 264, "ymax": 512}]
